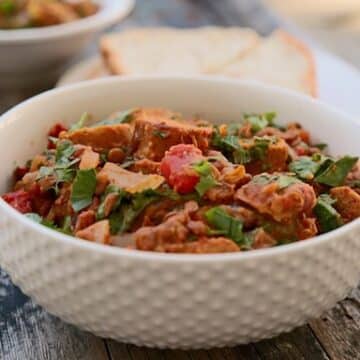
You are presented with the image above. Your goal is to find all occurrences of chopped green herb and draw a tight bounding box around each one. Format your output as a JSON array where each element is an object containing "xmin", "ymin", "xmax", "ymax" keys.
[
  {"xmin": 212, "ymin": 127, "xmax": 275, "ymax": 166},
  {"xmin": 71, "ymin": 169, "xmax": 97, "ymax": 212},
  {"xmin": 155, "ymin": 186, "xmax": 182, "ymax": 201},
  {"xmin": 233, "ymin": 147, "xmax": 251, "ymax": 164},
  {"xmin": 120, "ymin": 156, "xmax": 135, "ymax": 169},
  {"xmin": 251, "ymin": 137, "xmax": 272, "ymax": 160},
  {"xmin": 70, "ymin": 112, "xmax": 89, "ymax": 131},
  {"xmin": 205, "ymin": 207, "xmax": 250, "ymax": 247},
  {"xmin": 55, "ymin": 140, "xmax": 75, "ymax": 165},
  {"xmin": 109, "ymin": 189, "xmax": 160, "ymax": 234},
  {"xmin": 25, "ymin": 213, "xmax": 53, "ymax": 227},
  {"xmin": 37, "ymin": 165, "xmax": 76, "ymax": 195},
  {"xmin": 289, "ymin": 156, "xmax": 321, "ymax": 181},
  {"xmin": 96, "ymin": 185, "xmax": 126, "ymax": 220},
  {"xmin": 211, "ymin": 127, "xmax": 239, "ymax": 157},
  {"xmin": 26, "ymin": 213, "xmax": 73, "ymax": 234},
  {"xmin": 315, "ymin": 156, "xmax": 358, "ymax": 187},
  {"xmin": 251, "ymin": 174, "xmax": 300, "ymax": 189},
  {"xmin": 348, "ymin": 179, "xmax": 360, "ymax": 188},
  {"xmin": 277, "ymin": 175, "xmax": 300, "ymax": 189},
  {"xmin": 0, "ymin": 0, "xmax": 16, "ymax": 15},
  {"xmin": 100, "ymin": 152, "xmax": 108, "ymax": 163},
  {"xmin": 227, "ymin": 123, "xmax": 241, "ymax": 136},
  {"xmin": 244, "ymin": 112, "xmax": 276, "ymax": 133},
  {"xmin": 61, "ymin": 216, "xmax": 72, "ymax": 234},
  {"xmin": 92, "ymin": 108, "xmax": 136, "ymax": 127},
  {"xmin": 48, "ymin": 136, "xmax": 59, "ymax": 146},
  {"xmin": 192, "ymin": 161, "xmax": 218, "ymax": 197},
  {"xmin": 314, "ymin": 143, "xmax": 327, "ymax": 151},
  {"xmin": 153, "ymin": 129, "xmax": 169, "ymax": 138},
  {"xmin": 37, "ymin": 141, "xmax": 78, "ymax": 194},
  {"xmin": 289, "ymin": 154, "xmax": 334, "ymax": 181},
  {"xmin": 314, "ymin": 194, "xmax": 343, "ymax": 233}
]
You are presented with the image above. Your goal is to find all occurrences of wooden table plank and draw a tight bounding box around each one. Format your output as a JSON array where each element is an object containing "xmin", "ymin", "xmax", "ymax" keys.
[
  {"xmin": 309, "ymin": 287, "xmax": 360, "ymax": 360},
  {"xmin": 0, "ymin": 270, "xmax": 109, "ymax": 360},
  {"xmin": 252, "ymin": 326, "xmax": 330, "ymax": 360}
]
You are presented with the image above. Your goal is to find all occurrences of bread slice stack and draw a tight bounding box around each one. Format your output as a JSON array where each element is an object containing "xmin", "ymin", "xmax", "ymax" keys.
[{"xmin": 99, "ymin": 27, "xmax": 317, "ymax": 97}]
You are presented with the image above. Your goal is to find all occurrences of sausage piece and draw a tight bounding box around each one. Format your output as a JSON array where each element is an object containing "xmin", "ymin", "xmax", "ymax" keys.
[
  {"xmin": 330, "ymin": 186, "xmax": 360, "ymax": 223},
  {"xmin": 132, "ymin": 108, "xmax": 213, "ymax": 161}
]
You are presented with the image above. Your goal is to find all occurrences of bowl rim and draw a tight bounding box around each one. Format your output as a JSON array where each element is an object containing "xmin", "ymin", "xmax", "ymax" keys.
[
  {"xmin": 0, "ymin": 75, "xmax": 359, "ymax": 263},
  {"xmin": 0, "ymin": 0, "xmax": 135, "ymax": 43}
]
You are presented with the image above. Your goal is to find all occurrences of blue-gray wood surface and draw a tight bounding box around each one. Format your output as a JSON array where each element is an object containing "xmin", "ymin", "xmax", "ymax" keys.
[{"xmin": 0, "ymin": 1, "xmax": 359, "ymax": 359}]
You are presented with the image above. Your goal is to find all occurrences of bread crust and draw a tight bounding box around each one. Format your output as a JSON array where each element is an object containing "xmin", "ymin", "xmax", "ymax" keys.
[
  {"xmin": 100, "ymin": 37, "xmax": 126, "ymax": 75},
  {"xmin": 99, "ymin": 27, "xmax": 317, "ymax": 97},
  {"xmin": 275, "ymin": 30, "xmax": 317, "ymax": 97}
]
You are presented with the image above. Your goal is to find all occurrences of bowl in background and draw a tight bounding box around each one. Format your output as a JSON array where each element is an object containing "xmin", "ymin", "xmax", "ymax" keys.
[
  {"xmin": 0, "ymin": 0, "xmax": 134, "ymax": 90},
  {"xmin": 0, "ymin": 76, "xmax": 359, "ymax": 349}
]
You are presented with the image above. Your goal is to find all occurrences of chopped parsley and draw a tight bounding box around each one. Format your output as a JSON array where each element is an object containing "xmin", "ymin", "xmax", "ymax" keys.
[
  {"xmin": 37, "ymin": 140, "xmax": 78, "ymax": 194},
  {"xmin": 314, "ymin": 194, "xmax": 343, "ymax": 233},
  {"xmin": 70, "ymin": 112, "xmax": 89, "ymax": 131},
  {"xmin": 192, "ymin": 161, "xmax": 218, "ymax": 197},
  {"xmin": 109, "ymin": 189, "xmax": 160, "ymax": 234},
  {"xmin": 315, "ymin": 156, "xmax": 358, "ymax": 187},
  {"xmin": 244, "ymin": 112, "xmax": 276, "ymax": 133},
  {"xmin": 92, "ymin": 108, "xmax": 136, "ymax": 127},
  {"xmin": 0, "ymin": 0, "xmax": 16, "ymax": 15},
  {"xmin": 212, "ymin": 127, "xmax": 274, "ymax": 165},
  {"xmin": 348, "ymin": 179, "xmax": 360, "ymax": 188},
  {"xmin": 289, "ymin": 156, "xmax": 325, "ymax": 181},
  {"xmin": 205, "ymin": 207, "xmax": 251, "ymax": 247},
  {"xmin": 55, "ymin": 140, "xmax": 75, "ymax": 165},
  {"xmin": 314, "ymin": 143, "xmax": 328, "ymax": 151},
  {"xmin": 153, "ymin": 129, "xmax": 169, "ymax": 138},
  {"xmin": 251, "ymin": 173, "xmax": 301, "ymax": 190},
  {"xmin": 96, "ymin": 185, "xmax": 126, "ymax": 220},
  {"xmin": 25, "ymin": 213, "xmax": 71, "ymax": 235},
  {"xmin": 71, "ymin": 169, "xmax": 97, "ymax": 212}
]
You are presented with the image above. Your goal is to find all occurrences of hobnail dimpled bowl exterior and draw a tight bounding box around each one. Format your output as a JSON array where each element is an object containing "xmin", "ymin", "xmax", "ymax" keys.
[{"xmin": 0, "ymin": 77, "xmax": 359, "ymax": 349}]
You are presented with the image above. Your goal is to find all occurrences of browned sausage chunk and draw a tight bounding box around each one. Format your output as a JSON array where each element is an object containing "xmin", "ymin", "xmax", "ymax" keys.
[
  {"xmin": 330, "ymin": 186, "xmax": 360, "ymax": 222},
  {"xmin": 236, "ymin": 175, "xmax": 316, "ymax": 222},
  {"xmin": 132, "ymin": 108, "xmax": 213, "ymax": 161},
  {"xmin": 241, "ymin": 137, "xmax": 289, "ymax": 175},
  {"xmin": 60, "ymin": 124, "xmax": 132, "ymax": 152},
  {"xmin": 76, "ymin": 220, "xmax": 111, "ymax": 244},
  {"xmin": 163, "ymin": 237, "xmax": 240, "ymax": 253}
]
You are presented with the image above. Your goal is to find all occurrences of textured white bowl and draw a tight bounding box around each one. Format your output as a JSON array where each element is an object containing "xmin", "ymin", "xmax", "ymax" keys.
[
  {"xmin": 0, "ymin": 77, "xmax": 359, "ymax": 349},
  {"xmin": 0, "ymin": 0, "xmax": 134, "ymax": 89}
]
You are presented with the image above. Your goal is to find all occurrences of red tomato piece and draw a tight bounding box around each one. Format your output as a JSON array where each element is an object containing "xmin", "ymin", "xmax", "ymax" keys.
[
  {"xmin": 48, "ymin": 123, "xmax": 68, "ymax": 137},
  {"xmin": 294, "ymin": 147, "xmax": 307, "ymax": 156},
  {"xmin": 2, "ymin": 190, "xmax": 32, "ymax": 213},
  {"xmin": 14, "ymin": 166, "xmax": 29, "ymax": 181},
  {"xmin": 160, "ymin": 144, "xmax": 203, "ymax": 194}
]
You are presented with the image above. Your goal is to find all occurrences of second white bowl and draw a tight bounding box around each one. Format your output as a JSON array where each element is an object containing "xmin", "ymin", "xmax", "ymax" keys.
[{"xmin": 0, "ymin": 0, "xmax": 134, "ymax": 89}]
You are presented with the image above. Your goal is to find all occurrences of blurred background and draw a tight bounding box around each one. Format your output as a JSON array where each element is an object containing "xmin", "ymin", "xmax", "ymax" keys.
[
  {"xmin": 1, "ymin": 0, "xmax": 359, "ymax": 111},
  {"xmin": 265, "ymin": 0, "xmax": 360, "ymax": 68}
]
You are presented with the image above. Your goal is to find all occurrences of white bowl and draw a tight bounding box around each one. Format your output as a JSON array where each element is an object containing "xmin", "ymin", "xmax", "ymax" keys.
[
  {"xmin": 0, "ymin": 76, "xmax": 359, "ymax": 349},
  {"xmin": 0, "ymin": 0, "xmax": 134, "ymax": 89}
]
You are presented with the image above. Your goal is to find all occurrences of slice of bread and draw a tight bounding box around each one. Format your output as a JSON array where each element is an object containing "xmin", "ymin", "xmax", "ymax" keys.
[
  {"xmin": 218, "ymin": 30, "xmax": 317, "ymax": 97},
  {"xmin": 100, "ymin": 27, "xmax": 260, "ymax": 75}
]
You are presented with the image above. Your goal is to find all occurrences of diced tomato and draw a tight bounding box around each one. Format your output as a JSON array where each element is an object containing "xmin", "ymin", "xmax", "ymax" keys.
[
  {"xmin": 48, "ymin": 123, "xmax": 68, "ymax": 137},
  {"xmin": 295, "ymin": 147, "xmax": 307, "ymax": 156},
  {"xmin": 14, "ymin": 166, "xmax": 29, "ymax": 181},
  {"xmin": 160, "ymin": 144, "xmax": 203, "ymax": 194},
  {"xmin": 2, "ymin": 190, "xmax": 32, "ymax": 213},
  {"xmin": 47, "ymin": 123, "xmax": 68, "ymax": 149}
]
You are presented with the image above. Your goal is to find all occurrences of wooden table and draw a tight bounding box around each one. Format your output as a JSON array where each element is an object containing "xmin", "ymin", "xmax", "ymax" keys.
[{"xmin": 0, "ymin": 1, "xmax": 359, "ymax": 359}]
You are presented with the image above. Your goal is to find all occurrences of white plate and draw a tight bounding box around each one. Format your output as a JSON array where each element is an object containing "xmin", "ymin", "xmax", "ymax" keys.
[{"xmin": 57, "ymin": 48, "xmax": 360, "ymax": 118}]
